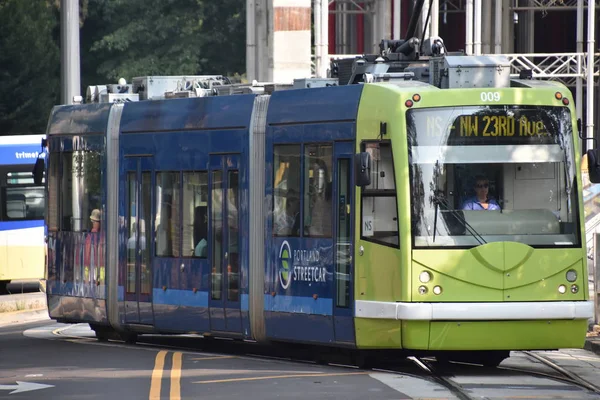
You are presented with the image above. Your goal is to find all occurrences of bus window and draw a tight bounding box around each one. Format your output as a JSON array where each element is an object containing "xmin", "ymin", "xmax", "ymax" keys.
[{"xmin": 3, "ymin": 187, "xmax": 45, "ymax": 220}]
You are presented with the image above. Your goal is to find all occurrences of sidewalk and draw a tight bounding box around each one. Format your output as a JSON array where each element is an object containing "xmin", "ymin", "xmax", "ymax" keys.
[
  {"xmin": 0, "ymin": 292, "xmax": 49, "ymax": 326},
  {"xmin": 585, "ymin": 325, "xmax": 600, "ymax": 356}
]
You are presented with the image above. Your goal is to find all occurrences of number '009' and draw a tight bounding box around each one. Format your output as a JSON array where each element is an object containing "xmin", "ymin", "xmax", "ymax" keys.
[{"xmin": 480, "ymin": 92, "xmax": 501, "ymax": 102}]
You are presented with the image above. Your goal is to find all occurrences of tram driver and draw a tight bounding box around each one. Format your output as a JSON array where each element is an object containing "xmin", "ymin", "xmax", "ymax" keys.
[{"xmin": 461, "ymin": 175, "xmax": 501, "ymax": 211}]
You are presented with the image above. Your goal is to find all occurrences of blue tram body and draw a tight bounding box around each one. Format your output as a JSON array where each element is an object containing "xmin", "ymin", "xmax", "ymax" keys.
[{"xmin": 45, "ymin": 84, "xmax": 365, "ymax": 347}]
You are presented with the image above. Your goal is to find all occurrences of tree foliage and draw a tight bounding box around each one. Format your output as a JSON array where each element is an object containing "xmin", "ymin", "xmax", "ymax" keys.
[
  {"xmin": 0, "ymin": 0, "xmax": 60, "ymax": 133},
  {"xmin": 0, "ymin": 0, "xmax": 246, "ymax": 133},
  {"xmin": 82, "ymin": 0, "xmax": 246, "ymax": 84}
]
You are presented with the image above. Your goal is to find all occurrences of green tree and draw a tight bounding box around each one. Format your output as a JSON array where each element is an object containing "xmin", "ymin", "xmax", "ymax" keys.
[
  {"xmin": 197, "ymin": 0, "xmax": 245, "ymax": 76},
  {"xmin": 0, "ymin": 0, "xmax": 60, "ymax": 133},
  {"xmin": 82, "ymin": 0, "xmax": 246, "ymax": 84}
]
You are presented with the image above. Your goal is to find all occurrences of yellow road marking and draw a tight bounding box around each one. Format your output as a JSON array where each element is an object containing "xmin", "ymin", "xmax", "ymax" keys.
[
  {"xmin": 170, "ymin": 352, "xmax": 182, "ymax": 400},
  {"xmin": 189, "ymin": 356, "xmax": 237, "ymax": 361},
  {"xmin": 149, "ymin": 350, "xmax": 167, "ymax": 400},
  {"xmin": 195, "ymin": 371, "xmax": 370, "ymax": 384}
]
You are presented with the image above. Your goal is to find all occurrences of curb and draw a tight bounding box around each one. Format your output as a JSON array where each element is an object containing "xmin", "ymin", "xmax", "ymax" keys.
[
  {"xmin": 0, "ymin": 308, "xmax": 49, "ymax": 327},
  {"xmin": 0, "ymin": 292, "xmax": 47, "ymax": 314},
  {"xmin": 584, "ymin": 337, "xmax": 600, "ymax": 356}
]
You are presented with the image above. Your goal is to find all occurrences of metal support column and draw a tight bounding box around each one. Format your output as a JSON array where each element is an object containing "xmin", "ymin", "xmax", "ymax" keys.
[
  {"xmin": 321, "ymin": 0, "xmax": 329, "ymax": 76},
  {"xmin": 246, "ymin": 0, "xmax": 256, "ymax": 81},
  {"xmin": 474, "ymin": 0, "xmax": 482, "ymax": 55},
  {"xmin": 494, "ymin": 0, "xmax": 502, "ymax": 53},
  {"xmin": 431, "ymin": 0, "xmax": 439, "ymax": 39},
  {"xmin": 466, "ymin": 0, "xmax": 474, "ymax": 55},
  {"xmin": 586, "ymin": 231, "xmax": 600, "ymax": 324},
  {"xmin": 502, "ymin": 0, "xmax": 512, "ymax": 53},
  {"xmin": 393, "ymin": 0, "xmax": 401, "ymax": 39},
  {"xmin": 587, "ymin": 0, "xmax": 595, "ymax": 140},
  {"xmin": 315, "ymin": 0, "xmax": 323, "ymax": 77},
  {"xmin": 482, "ymin": 0, "xmax": 491, "ymax": 54},
  {"xmin": 577, "ymin": 0, "xmax": 584, "ymax": 123},
  {"xmin": 422, "ymin": 0, "xmax": 430, "ymax": 40},
  {"xmin": 60, "ymin": 0, "xmax": 81, "ymax": 105}
]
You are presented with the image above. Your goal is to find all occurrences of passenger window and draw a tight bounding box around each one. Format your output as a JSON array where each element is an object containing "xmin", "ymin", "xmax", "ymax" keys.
[
  {"xmin": 304, "ymin": 144, "xmax": 332, "ymax": 238},
  {"xmin": 182, "ymin": 172, "xmax": 208, "ymax": 258},
  {"xmin": 155, "ymin": 172, "xmax": 181, "ymax": 257},
  {"xmin": 360, "ymin": 142, "xmax": 399, "ymax": 247},
  {"xmin": 273, "ymin": 145, "xmax": 301, "ymax": 237},
  {"xmin": 48, "ymin": 152, "xmax": 59, "ymax": 231},
  {"xmin": 59, "ymin": 143, "xmax": 103, "ymax": 232}
]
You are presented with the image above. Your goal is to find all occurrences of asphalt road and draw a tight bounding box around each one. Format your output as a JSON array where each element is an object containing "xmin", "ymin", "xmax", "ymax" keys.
[
  {"xmin": 3, "ymin": 320, "xmax": 600, "ymax": 400},
  {"xmin": 0, "ymin": 321, "xmax": 430, "ymax": 400}
]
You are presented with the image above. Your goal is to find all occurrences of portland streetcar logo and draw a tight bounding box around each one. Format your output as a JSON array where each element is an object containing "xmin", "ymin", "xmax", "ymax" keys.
[
  {"xmin": 278, "ymin": 240, "xmax": 327, "ymax": 290},
  {"xmin": 278, "ymin": 240, "xmax": 292, "ymax": 289}
]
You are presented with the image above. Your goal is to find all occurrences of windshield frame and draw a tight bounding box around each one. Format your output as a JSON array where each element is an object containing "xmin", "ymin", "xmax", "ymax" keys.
[{"xmin": 406, "ymin": 104, "xmax": 582, "ymax": 250}]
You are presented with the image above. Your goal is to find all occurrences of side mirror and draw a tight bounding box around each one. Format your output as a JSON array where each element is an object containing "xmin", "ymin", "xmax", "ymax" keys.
[
  {"xmin": 587, "ymin": 149, "xmax": 600, "ymax": 183},
  {"xmin": 354, "ymin": 152, "xmax": 371, "ymax": 187},
  {"xmin": 32, "ymin": 158, "xmax": 45, "ymax": 185}
]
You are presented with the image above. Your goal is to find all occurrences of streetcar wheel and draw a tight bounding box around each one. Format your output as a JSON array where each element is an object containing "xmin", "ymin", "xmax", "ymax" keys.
[
  {"xmin": 89, "ymin": 324, "xmax": 111, "ymax": 342},
  {"xmin": 120, "ymin": 332, "xmax": 138, "ymax": 344},
  {"xmin": 95, "ymin": 330, "xmax": 110, "ymax": 342},
  {"xmin": 480, "ymin": 351, "xmax": 509, "ymax": 367}
]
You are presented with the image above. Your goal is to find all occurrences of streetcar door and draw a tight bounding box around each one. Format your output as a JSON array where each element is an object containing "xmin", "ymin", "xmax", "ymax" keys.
[
  {"xmin": 333, "ymin": 142, "xmax": 355, "ymax": 343},
  {"xmin": 208, "ymin": 154, "xmax": 242, "ymax": 333},
  {"xmin": 124, "ymin": 156, "xmax": 154, "ymax": 326}
]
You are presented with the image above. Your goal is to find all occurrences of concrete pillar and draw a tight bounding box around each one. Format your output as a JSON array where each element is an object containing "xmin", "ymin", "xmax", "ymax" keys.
[
  {"xmin": 254, "ymin": 0, "xmax": 271, "ymax": 82},
  {"xmin": 273, "ymin": 0, "xmax": 312, "ymax": 82}
]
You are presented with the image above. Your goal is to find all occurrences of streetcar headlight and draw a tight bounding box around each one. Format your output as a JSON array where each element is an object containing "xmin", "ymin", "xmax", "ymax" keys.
[
  {"xmin": 558, "ymin": 284, "xmax": 567, "ymax": 294},
  {"xmin": 571, "ymin": 284, "xmax": 579, "ymax": 294},
  {"xmin": 418, "ymin": 286, "xmax": 428, "ymax": 295},
  {"xmin": 433, "ymin": 286, "xmax": 443, "ymax": 295},
  {"xmin": 566, "ymin": 270, "xmax": 577, "ymax": 282},
  {"xmin": 419, "ymin": 271, "xmax": 432, "ymax": 283}
]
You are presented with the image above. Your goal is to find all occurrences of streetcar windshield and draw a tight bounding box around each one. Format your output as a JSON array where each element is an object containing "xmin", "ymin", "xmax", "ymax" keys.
[{"xmin": 407, "ymin": 105, "xmax": 580, "ymax": 248}]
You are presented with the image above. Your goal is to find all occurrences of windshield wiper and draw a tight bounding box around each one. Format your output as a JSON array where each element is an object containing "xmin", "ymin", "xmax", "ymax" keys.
[{"xmin": 432, "ymin": 192, "xmax": 487, "ymax": 245}]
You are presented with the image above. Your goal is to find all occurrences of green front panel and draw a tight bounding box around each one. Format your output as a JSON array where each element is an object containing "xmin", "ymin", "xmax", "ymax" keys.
[
  {"xmin": 401, "ymin": 321, "xmax": 430, "ymax": 349},
  {"xmin": 355, "ymin": 318, "xmax": 402, "ymax": 349},
  {"xmin": 413, "ymin": 245, "xmax": 587, "ymax": 302},
  {"xmin": 412, "ymin": 249, "xmax": 503, "ymax": 302},
  {"xmin": 428, "ymin": 319, "xmax": 588, "ymax": 350}
]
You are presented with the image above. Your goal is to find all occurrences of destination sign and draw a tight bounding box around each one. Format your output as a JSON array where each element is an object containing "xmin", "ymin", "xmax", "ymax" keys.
[{"xmin": 407, "ymin": 107, "xmax": 569, "ymax": 146}]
